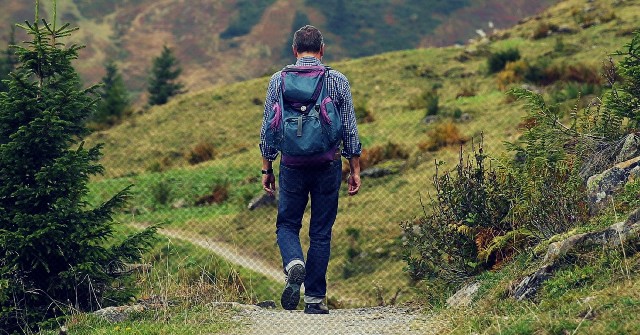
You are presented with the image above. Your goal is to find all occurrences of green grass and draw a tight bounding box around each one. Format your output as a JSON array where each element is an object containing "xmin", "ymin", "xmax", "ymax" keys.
[
  {"xmin": 81, "ymin": 0, "xmax": 640, "ymax": 312},
  {"xmin": 43, "ymin": 306, "xmax": 238, "ymax": 335},
  {"xmin": 412, "ymin": 178, "xmax": 640, "ymax": 334}
]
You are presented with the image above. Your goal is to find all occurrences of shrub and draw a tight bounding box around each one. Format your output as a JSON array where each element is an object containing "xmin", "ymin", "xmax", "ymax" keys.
[
  {"xmin": 187, "ymin": 141, "xmax": 216, "ymax": 165},
  {"xmin": 455, "ymin": 84, "xmax": 477, "ymax": 99},
  {"xmin": 151, "ymin": 180, "xmax": 173, "ymax": 206},
  {"xmin": 195, "ymin": 184, "xmax": 229, "ymax": 206},
  {"xmin": 403, "ymin": 28, "xmax": 640, "ymax": 294},
  {"xmin": 419, "ymin": 122, "xmax": 468, "ymax": 152},
  {"xmin": 606, "ymin": 29, "xmax": 640, "ymax": 129},
  {"xmin": 532, "ymin": 22, "xmax": 556, "ymax": 40},
  {"xmin": 341, "ymin": 227, "xmax": 378, "ymax": 279},
  {"xmin": 354, "ymin": 101, "xmax": 375, "ymax": 123},
  {"xmin": 487, "ymin": 48, "xmax": 521, "ymax": 74},
  {"xmin": 409, "ymin": 86, "xmax": 440, "ymax": 116},
  {"xmin": 496, "ymin": 60, "xmax": 532, "ymax": 90},
  {"xmin": 347, "ymin": 141, "xmax": 409, "ymax": 178},
  {"xmin": 402, "ymin": 141, "xmax": 515, "ymax": 283},
  {"xmin": 554, "ymin": 63, "xmax": 602, "ymax": 85}
]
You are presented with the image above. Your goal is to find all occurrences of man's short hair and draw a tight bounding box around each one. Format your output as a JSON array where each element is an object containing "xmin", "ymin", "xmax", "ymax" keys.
[{"xmin": 292, "ymin": 25, "xmax": 323, "ymax": 53}]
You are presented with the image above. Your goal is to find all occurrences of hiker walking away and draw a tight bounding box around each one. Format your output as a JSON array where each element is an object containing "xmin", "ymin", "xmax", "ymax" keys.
[{"xmin": 259, "ymin": 25, "xmax": 362, "ymax": 314}]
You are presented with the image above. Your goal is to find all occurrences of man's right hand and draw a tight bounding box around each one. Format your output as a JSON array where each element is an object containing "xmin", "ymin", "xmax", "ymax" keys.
[
  {"xmin": 347, "ymin": 173, "xmax": 361, "ymax": 196},
  {"xmin": 262, "ymin": 173, "xmax": 276, "ymax": 196}
]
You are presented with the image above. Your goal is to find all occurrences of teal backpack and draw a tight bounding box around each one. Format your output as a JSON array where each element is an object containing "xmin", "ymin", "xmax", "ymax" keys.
[{"xmin": 264, "ymin": 65, "xmax": 342, "ymax": 166}]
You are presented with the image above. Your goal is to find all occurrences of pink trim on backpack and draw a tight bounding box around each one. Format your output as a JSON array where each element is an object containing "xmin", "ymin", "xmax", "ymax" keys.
[
  {"xmin": 270, "ymin": 103, "xmax": 282, "ymax": 130},
  {"xmin": 319, "ymin": 96, "xmax": 333, "ymax": 125}
]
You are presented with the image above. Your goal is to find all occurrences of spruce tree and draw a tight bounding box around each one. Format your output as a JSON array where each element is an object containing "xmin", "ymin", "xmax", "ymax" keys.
[
  {"xmin": 147, "ymin": 45, "xmax": 184, "ymax": 106},
  {"xmin": 89, "ymin": 60, "xmax": 130, "ymax": 130},
  {"xmin": 607, "ymin": 30, "xmax": 640, "ymax": 130},
  {"xmin": 0, "ymin": 26, "xmax": 17, "ymax": 92},
  {"xmin": 0, "ymin": 2, "xmax": 157, "ymax": 332}
]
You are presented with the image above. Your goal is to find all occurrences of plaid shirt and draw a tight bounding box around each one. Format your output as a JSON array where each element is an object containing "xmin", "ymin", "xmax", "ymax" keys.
[{"xmin": 259, "ymin": 56, "xmax": 362, "ymax": 161}]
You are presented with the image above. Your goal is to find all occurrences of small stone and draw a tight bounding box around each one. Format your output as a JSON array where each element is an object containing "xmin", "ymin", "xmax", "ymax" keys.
[
  {"xmin": 447, "ymin": 281, "xmax": 480, "ymax": 307},
  {"xmin": 256, "ymin": 300, "xmax": 277, "ymax": 309},
  {"xmin": 171, "ymin": 198, "xmax": 187, "ymax": 209},
  {"xmin": 94, "ymin": 304, "xmax": 145, "ymax": 323},
  {"xmin": 247, "ymin": 192, "xmax": 278, "ymax": 210}
]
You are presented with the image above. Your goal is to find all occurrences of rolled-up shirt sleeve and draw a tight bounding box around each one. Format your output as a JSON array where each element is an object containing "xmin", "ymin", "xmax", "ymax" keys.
[
  {"xmin": 331, "ymin": 72, "xmax": 362, "ymax": 159},
  {"xmin": 259, "ymin": 73, "xmax": 280, "ymax": 161}
]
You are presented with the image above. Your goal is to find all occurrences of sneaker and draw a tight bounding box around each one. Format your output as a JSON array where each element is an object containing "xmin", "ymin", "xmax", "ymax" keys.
[
  {"xmin": 280, "ymin": 264, "xmax": 305, "ymax": 310},
  {"xmin": 304, "ymin": 302, "xmax": 329, "ymax": 314}
]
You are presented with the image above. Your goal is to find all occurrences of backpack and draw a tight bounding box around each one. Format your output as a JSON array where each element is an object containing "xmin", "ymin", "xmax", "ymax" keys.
[{"xmin": 264, "ymin": 65, "xmax": 343, "ymax": 166}]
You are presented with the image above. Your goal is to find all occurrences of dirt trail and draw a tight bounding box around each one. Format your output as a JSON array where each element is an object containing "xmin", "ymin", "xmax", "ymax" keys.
[
  {"xmin": 226, "ymin": 305, "xmax": 438, "ymax": 335},
  {"xmin": 132, "ymin": 223, "xmax": 284, "ymax": 282},
  {"xmin": 134, "ymin": 224, "xmax": 439, "ymax": 334}
]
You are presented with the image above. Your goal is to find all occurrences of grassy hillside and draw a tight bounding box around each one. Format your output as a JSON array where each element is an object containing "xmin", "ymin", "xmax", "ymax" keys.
[
  {"xmin": 82, "ymin": 0, "xmax": 640, "ymax": 310},
  {"xmin": 0, "ymin": 0, "xmax": 556, "ymax": 99}
]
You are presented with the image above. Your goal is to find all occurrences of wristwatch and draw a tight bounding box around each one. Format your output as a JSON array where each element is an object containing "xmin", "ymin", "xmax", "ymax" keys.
[{"xmin": 261, "ymin": 168, "xmax": 274, "ymax": 175}]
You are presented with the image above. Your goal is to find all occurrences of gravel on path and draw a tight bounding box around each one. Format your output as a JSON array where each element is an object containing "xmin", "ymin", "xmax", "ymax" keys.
[{"xmin": 231, "ymin": 305, "xmax": 440, "ymax": 335}]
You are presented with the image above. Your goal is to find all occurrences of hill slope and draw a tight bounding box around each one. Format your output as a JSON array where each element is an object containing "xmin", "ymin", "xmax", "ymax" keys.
[
  {"xmin": 80, "ymin": 0, "xmax": 640, "ymax": 308},
  {"xmin": 1, "ymin": 0, "xmax": 556, "ymax": 98}
]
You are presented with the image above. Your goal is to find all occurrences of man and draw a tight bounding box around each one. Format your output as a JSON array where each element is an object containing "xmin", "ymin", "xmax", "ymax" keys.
[{"xmin": 259, "ymin": 25, "xmax": 362, "ymax": 314}]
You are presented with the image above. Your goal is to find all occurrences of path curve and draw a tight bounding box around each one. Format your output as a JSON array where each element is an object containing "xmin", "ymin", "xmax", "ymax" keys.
[
  {"xmin": 131, "ymin": 223, "xmax": 284, "ymax": 282},
  {"xmin": 133, "ymin": 224, "xmax": 439, "ymax": 334}
]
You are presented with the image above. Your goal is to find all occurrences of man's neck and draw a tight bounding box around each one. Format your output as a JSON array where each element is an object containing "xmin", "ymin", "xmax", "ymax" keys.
[{"xmin": 296, "ymin": 52, "xmax": 322, "ymax": 60}]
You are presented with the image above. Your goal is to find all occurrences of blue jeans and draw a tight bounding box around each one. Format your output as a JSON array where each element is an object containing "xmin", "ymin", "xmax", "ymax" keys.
[{"xmin": 276, "ymin": 159, "xmax": 342, "ymax": 299}]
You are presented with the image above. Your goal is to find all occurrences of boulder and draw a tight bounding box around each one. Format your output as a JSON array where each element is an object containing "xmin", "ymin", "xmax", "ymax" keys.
[
  {"xmin": 447, "ymin": 281, "xmax": 480, "ymax": 307},
  {"xmin": 510, "ymin": 209, "xmax": 640, "ymax": 301},
  {"xmin": 361, "ymin": 167, "xmax": 395, "ymax": 178},
  {"xmin": 615, "ymin": 133, "xmax": 640, "ymax": 163},
  {"xmin": 361, "ymin": 160, "xmax": 406, "ymax": 179},
  {"xmin": 587, "ymin": 156, "xmax": 640, "ymax": 213},
  {"xmin": 248, "ymin": 192, "xmax": 278, "ymax": 210}
]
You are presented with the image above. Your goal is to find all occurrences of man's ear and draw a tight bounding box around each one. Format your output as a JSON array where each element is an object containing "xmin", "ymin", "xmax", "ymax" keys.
[
  {"xmin": 292, "ymin": 46, "xmax": 298, "ymax": 58},
  {"xmin": 319, "ymin": 44, "xmax": 325, "ymax": 57}
]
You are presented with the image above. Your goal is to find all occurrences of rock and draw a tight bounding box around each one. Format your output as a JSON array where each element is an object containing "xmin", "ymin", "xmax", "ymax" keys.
[
  {"xmin": 586, "ymin": 156, "xmax": 640, "ymax": 213},
  {"xmin": 247, "ymin": 192, "xmax": 277, "ymax": 210},
  {"xmin": 544, "ymin": 213, "xmax": 640, "ymax": 264},
  {"xmin": 629, "ymin": 166, "xmax": 640, "ymax": 183},
  {"xmin": 256, "ymin": 300, "xmax": 277, "ymax": 309},
  {"xmin": 447, "ymin": 281, "xmax": 480, "ymax": 307},
  {"xmin": 458, "ymin": 113, "xmax": 473, "ymax": 122},
  {"xmin": 423, "ymin": 115, "xmax": 440, "ymax": 124},
  {"xmin": 520, "ymin": 83, "xmax": 543, "ymax": 95},
  {"xmin": 110, "ymin": 263, "xmax": 152, "ymax": 276},
  {"xmin": 361, "ymin": 160, "xmax": 405, "ymax": 179},
  {"xmin": 126, "ymin": 206, "xmax": 150, "ymax": 215},
  {"xmin": 615, "ymin": 133, "xmax": 640, "ymax": 163},
  {"xmin": 556, "ymin": 25, "xmax": 577, "ymax": 34},
  {"xmin": 171, "ymin": 198, "xmax": 187, "ymax": 209},
  {"xmin": 361, "ymin": 167, "xmax": 395, "ymax": 178},
  {"xmin": 510, "ymin": 264, "xmax": 555, "ymax": 301},
  {"xmin": 510, "ymin": 213, "xmax": 640, "ymax": 300},
  {"xmin": 94, "ymin": 304, "xmax": 145, "ymax": 323},
  {"xmin": 209, "ymin": 302, "xmax": 261, "ymax": 311}
]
